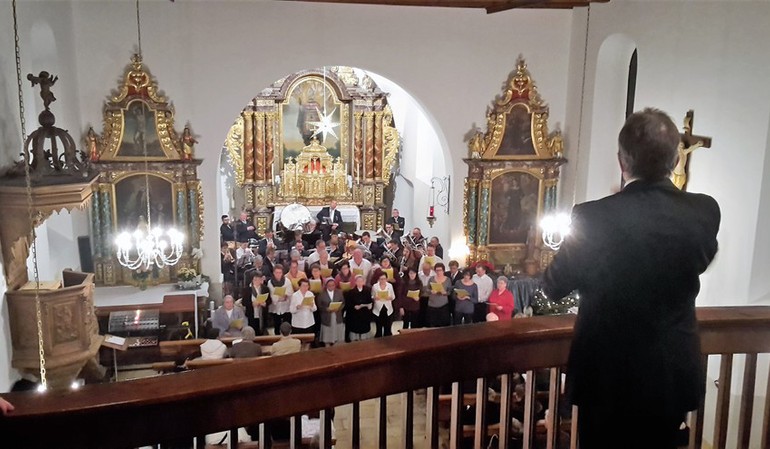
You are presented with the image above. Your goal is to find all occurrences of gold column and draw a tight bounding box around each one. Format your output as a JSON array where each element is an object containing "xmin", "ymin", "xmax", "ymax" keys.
[
  {"xmin": 243, "ymin": 111, "xmax": 254, "ymax": 184},
  {"xmin": 254, "ymin": 112, "xmax": 265, "ymax": 183},
  {"xmin": 265, "ymin": 112, "xmax": 275, "ymax": 184},
  {"xmin": 365, "ymin": 111, "xmax": 375, "ymax": 180},
  {"xmin": 374, "ymin": 111, "xmax": 383, "ymax": 180},
  {"xmin": 354, "ymin": 111, "xmax": 363, "ymax": 182}
]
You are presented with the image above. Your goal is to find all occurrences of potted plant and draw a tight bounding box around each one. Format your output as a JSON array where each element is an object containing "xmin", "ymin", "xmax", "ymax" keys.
[{"xmin": 177, "ymin": 267, "xmax": 201, "ymax": 290}]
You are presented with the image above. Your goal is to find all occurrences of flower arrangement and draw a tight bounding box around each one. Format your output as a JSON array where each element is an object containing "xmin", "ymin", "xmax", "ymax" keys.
[
  {"xmin": 178, "ymin": 267, "xmax": 198, "ymax": 282},
  {"xmin": 132, "ymin": 267, "xmax": 151, "ymax": 290}
]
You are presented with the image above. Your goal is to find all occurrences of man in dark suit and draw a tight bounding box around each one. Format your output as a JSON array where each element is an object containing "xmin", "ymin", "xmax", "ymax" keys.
[
  {"xmin": 316, "ymin": 200, "xmax": 343, "ymax": 240},
  {"xmin": 257, "ymin": 229, "xmax": 281, "ymax": 258},
  {"xmin": 235, "ymin": 211, "xmax": 258, "ymax": 243},
  {"xmin": 220, "ymin": 215, "xmax": 235, "ymax": 243},
  {"xmin": 543, "ymin": 108, "xmax": 720, "ymax": 449},
  {"xmin": 386, "ymin": 208, "xmax": 406, "ymax": 239}
]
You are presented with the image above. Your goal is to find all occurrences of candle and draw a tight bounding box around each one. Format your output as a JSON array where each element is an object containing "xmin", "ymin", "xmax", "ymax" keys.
[{"xmin": 430, "ymin": 206, "xmax": 435, "ymax": 217}]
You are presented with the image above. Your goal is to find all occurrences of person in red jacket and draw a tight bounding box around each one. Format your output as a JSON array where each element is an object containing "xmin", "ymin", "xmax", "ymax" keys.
[{"xmin": 488, "ymin": 276, "xmax": 515, "ymax": 321}]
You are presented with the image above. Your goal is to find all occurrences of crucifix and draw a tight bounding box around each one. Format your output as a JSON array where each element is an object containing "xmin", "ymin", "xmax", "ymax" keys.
[{"xmin": 672, "ymin": 110, "xmax": 712, "ymax": 191}]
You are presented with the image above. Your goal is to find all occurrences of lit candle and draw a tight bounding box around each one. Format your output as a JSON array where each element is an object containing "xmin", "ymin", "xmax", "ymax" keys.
[{"xmin": 430, "ymin": 206, "xmax": 435, "ymax": 217}]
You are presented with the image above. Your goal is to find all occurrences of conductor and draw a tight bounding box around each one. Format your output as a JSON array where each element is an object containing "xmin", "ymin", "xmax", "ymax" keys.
[
  {"xmin": 543, "ymin": 108, "xmax": 720, "ymax": 449},
  {"xmin": 316, "ymin": 200, "xmax": 343, "ymax": 240}
]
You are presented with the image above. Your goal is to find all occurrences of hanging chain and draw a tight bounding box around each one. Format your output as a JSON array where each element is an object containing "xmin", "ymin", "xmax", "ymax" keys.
[
  {"xmin": 12, "ymin": 0, "xmax": 47, "ymax": 390},
  {"xmin": 135, "ymin": 0, "xmax": 142, "ymax": 57},
  {"xmin": 571, "ymin": 4, "xmax": 592, "ymax": 207}
]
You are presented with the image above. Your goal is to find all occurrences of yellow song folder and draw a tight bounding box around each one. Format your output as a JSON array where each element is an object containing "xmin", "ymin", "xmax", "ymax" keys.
[
  {"xmin": 253, "ymin": 293, "xmax": 269, "ymax": 307},
  {"xmin": 382, "ymin": 268, "xmax": 394, "ymax": 281},
  {"xmin": 376, "ymin": 290, "xmax": 390, "ymax": 300},
  {"xmin": 328, "ymin": 301, "xmax": 343, "ymax": 312},
  {"xmin": 407, "ymin": 289, "xmax": 420, "ymax": 300},
  {"xmin": 302, "ymin": 295, "xmax": 315, "ymax": 307},
  {"xmin": 309, "ymin": 279, "xmax": 323, "ymax": 293},
  {"xmin": 289, "ymin": 277, "xmax": 301, "ymax": 290},
  {"xmin": 454, "ymin": 288, "xmax": 470, "ymax": 299},
  {"xmin": 321, "ymin": 268, "xmax": 334, "ymax": 278},
  {"xmin": 352, "ymin": 268, "xmax": 364, "ymax": 277},
  {"xmin": 230, "ymin": 318, "xmax": 244, "ymax": 330},
  {"xmin": 273, "ymin": 286, "xmax": 286, "ymax": 297},
  {"xmin": 340, "ymin": 282, "xmax": 352, "ymax": 292},
  {"xmin": 425, "ymin": 257, "xmax": 435, "ymax": 267},
  {"xmin": 430, "ymin": 282, "xmax": 446, "ymax": 294}
]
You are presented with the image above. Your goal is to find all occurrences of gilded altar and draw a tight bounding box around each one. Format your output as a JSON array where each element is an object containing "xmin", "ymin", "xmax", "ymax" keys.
[
  {"xmin": 464, "ymin": 56, "xmax": 566, "ymax": 273},
  {"xmin": 224, "ymin": 67, "xmax": 400, "ymax": 232},
  {"xmin": 87, "ymin": 55, "xmax": 204, "ymax": 286}
]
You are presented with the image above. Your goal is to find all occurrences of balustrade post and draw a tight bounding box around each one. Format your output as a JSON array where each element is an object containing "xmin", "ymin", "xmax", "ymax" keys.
[
  {"xmin": 352, "ymin": 401, "xmax": 361, "ymax": 449},
  {"xmin": 546, "ymin": 368, "xmax": 562, "ymax": 449},
  {"xmin": 379, "ymin": 396, "xmax": 388, "ymax": 449},
  {"xmin": 319, "ymin": 408, "xmax": 333, "ymax": 449},
  {"xmin": 499, "ymin": 374, "xmax": 512, "ymax": 449},
  {"xmin": 522, "ymin": 370, "xmax": 537, "ymax": 449},
  {"xmin": 427, "ymin": 387, "xmax": 440, "ymax": 449},
  {"xmin": 450, "ymin": 382, "xmax": 463, "ymax": 449},
  {"xmin": 290, "ymin": 415, "xmax": 302, "ymax": 449},
  {"xmin": 474, "ymin": 378, "xmax": 488, "ymax": 449},
  {"xmin": 714, "ymin": 354, "xmax": 734, "ymax": 449},
  {"xmin": 737, "ymin": 354, "xmax": 758, "ymax": 449},
  {"xmin": 402, "ymin": 391, "xmax": 415, "ymax": 449}
]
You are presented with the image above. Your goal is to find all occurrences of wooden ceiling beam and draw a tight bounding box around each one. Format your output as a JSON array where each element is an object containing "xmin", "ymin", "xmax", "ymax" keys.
[{"xmin": 279, "ymin": 0, "xmax": 608, "ymax": 12}]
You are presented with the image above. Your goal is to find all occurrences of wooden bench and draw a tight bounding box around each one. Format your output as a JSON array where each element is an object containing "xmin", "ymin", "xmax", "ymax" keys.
[{"xmin": 159, "ymin": 334, "xmax": 315, "ymax": 358}]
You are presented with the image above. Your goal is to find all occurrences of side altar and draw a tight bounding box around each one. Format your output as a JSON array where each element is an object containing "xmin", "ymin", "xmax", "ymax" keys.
[
  {"xmin": 224, "ymin": 67, "xmax": 400, "ymax": 231},
  {"xmin": 86, "ymin": 55, "xmax": 204, "ymax": 286},
  {"xmin": 464, "ymin": 57, "xmax": 566, "ymax": 274}
]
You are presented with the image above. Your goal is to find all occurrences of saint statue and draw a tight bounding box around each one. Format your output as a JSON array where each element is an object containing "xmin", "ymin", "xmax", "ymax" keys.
[
  {"xmin": 86, "ymin": 127, "xmax": 100, "ymax": 162},
  {"xmin": 181, "ymin": 126, "xmax": 197, "ymax": 160}
]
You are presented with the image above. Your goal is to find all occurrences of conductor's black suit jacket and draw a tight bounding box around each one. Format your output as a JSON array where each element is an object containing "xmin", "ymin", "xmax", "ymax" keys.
[{"xmin": 544, "ymin": 179, "xmax": 720, "ymax": 416}]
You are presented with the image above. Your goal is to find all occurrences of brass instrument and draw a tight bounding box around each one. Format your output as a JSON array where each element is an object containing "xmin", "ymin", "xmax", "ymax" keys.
[
  {"xmin": 375, "ymin": 226, "xmax": 394, "ymax": 245},
  {"xmin": 400, "ymin": 234, "xmax": 427, "ymax": 255}
]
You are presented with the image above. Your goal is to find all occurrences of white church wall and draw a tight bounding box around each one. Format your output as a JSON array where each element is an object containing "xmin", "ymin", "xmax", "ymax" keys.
[
  {"xmin": 564, "ymin": 1, "xmax": 770, "ymax": 308},
  {"xmin": 66, "ymin": 0, "xmax": 574, "ymax": 279}
]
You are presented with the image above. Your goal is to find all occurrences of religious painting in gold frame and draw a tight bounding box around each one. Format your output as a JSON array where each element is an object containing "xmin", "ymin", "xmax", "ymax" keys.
[
  {"xmin": 112, "ymin": 172, "xmax": 176, "ymax": 233},
  {"xmin": 116, "ymin": 99, "xmax": 165, "ymax": 158},
  {"xmin": 488, "ymin": 168, "xmax": 543, "ymax": 245},
  {"xmin": 97, "ymin": 54, "xmax": 184, "ymax": 162},
  {"xmin": 279, "ymin": 75, "xmax": 350, "ymax": 169},
  {"xmin": 471, "ymin": 56, "xmax": 563, "ymax": 161}
]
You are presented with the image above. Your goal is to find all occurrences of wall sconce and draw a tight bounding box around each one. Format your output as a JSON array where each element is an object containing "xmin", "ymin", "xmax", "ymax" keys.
[{"xmin": 427, "ymin": 176, "xmax": 450, "ymax": 228}]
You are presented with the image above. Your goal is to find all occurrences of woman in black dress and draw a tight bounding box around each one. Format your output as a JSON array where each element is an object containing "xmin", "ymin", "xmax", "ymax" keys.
[{"xmin": 344, "ymin": 275, "xmax": 373, "ymax": 341}]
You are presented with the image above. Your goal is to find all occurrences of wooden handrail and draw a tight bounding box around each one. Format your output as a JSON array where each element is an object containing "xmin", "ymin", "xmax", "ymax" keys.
[{"xmin": 2, "ymin": 306, "xmax": 770, "ymax": 449}]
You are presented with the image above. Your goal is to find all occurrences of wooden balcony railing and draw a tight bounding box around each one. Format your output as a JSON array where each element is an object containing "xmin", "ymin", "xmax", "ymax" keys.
[{"xmin": 2, "ymin": 306, "xmax": 770, "ymax": 449}]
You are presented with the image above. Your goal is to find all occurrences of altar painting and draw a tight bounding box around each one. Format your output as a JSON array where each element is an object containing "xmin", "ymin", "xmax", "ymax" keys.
[
  {"xmin": 118, "ymin": 100, "xmax": 163, "ymax": 157},
  {"xmin": 489, "ymin": 170, "xmax": 542, "ymax": 245},
  {"xmin": 498, "ymin": 104, "xmax": 536, "ymax": 156},
  {"xmin": 113, "ymin": 174, "xmax": 175, "ymax": 231},
  {"xmin": 281, "ymin": 77, "xmax": 342, "ymax": 164}
]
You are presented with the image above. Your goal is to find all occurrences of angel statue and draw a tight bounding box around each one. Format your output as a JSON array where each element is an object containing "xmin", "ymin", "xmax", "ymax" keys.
[{"xmin": 27, "ymin": 71, "xmax": 58, "ymax": 110}]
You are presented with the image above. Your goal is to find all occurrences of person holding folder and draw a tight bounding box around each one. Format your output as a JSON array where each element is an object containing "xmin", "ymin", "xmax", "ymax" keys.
[
  {"xmin": 344, "ymin": 275, "xmax": 373, "ymax": 341},
  {"xmin": 246, "ymin": 272, "xmax": 270, "ymax": 334},
  {"xmin": 453, "ymin": 269, "xmax": 478, "ymax": 325},
  {"xmin": 427, "ymin": 263, "xmax": 452, "ymax": 327},
  {"xmin": 290, "ymin": 279, "xmax": 317, "ymax": 334},
  {"xmin": 397, "ymin": 267, "xmax": 423, "ymax": 329},
  {"xmin": 317, "ymin": 278, "xmax": 345, "ymax": 346},
  {"xmin": 335, "ymin": 261, "xmax": 354, "ymax": 293},
  {"xmin": 268, "ymin": 265, "xmax": 294, "ymax": 335},
  {"xmin": 371, "ymin": 272, "xmax": 396, "ymax": 338},
  {"xmin": 488, "ymin": 276, "xmax": 515, "ymax": 321}
]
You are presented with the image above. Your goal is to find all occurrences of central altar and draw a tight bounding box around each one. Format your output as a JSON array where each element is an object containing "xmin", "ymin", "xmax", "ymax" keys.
[{"xmin": 224, "ymin": 67, "xmax": 400, "ymax": 232}]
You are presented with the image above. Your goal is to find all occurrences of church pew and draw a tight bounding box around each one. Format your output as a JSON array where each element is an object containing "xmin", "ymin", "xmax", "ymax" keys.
[{"xmin": 159, "ymin": 334, "xmax": 315, "ymax": 358}]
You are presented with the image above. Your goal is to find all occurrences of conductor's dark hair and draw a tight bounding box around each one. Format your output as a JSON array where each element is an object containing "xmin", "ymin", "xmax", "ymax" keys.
[
  {"xmin": 221, "ymin": 215, "xmax": 229, "ymax": 220},
  {"xmin": 618, "ymin": 108, "xmax": 680, "ymax": 181}
]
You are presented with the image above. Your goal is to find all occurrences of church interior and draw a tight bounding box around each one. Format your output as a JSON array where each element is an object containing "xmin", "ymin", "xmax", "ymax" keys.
[{"xmin": 1, "ymin": 0, "xmax": 770, "ymax": 448}]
